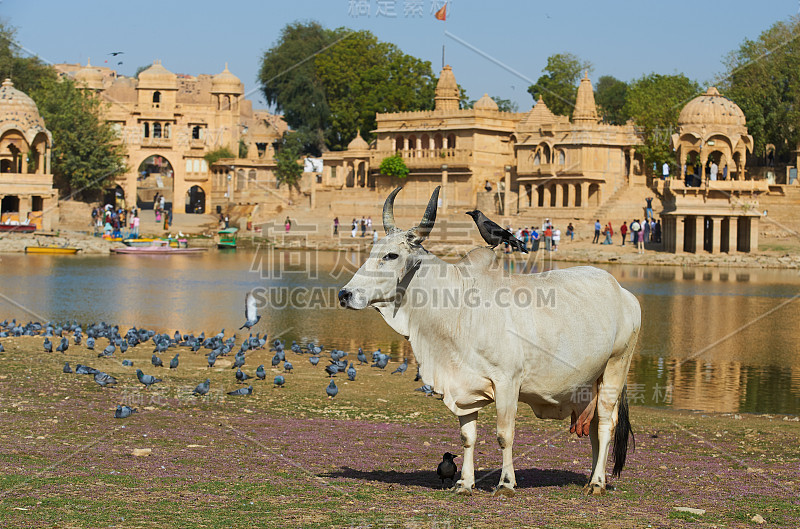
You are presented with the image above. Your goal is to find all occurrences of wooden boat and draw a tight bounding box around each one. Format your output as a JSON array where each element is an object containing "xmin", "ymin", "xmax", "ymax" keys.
[
  {"xmin": 0, "ymin": 224, "xmax": 36, "ymax": 233},
  {"xmin": 25, "ymin": 246, "xmax": 80, "ymax": 255},
  {"xmin": 217, "ymin": 227, "xmax": 238, "ymax": 249},
  {"xmin": 123, "ymin": 238, "xmax": 188, "ymax": 248},
  {"xmin": 111, "ymin": 241, "xmax": 206, "ymax": 255}
]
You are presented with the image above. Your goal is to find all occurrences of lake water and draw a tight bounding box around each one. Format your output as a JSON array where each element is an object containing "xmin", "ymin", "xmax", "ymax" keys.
[{"xmin": 1, "ymin": 248, "xmax": 798, "ymax": 415}]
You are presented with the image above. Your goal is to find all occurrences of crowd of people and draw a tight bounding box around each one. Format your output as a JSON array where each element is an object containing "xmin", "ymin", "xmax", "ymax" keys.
[
  {"xmin": 92, "ymin": 204, "xmax": 139, "ymax": 239},
  {"xmin": 499, "ymin": 218, "xmax": 573, "ymax": 253}
]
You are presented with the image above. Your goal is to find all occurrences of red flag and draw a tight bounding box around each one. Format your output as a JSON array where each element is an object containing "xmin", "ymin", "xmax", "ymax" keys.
[{"xmin": 434, "ymin": 3, "xmax": 447, "ymax": 21}]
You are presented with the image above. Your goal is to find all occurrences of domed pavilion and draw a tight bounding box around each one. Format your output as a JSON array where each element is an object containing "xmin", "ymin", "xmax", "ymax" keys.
[
  {"xmin": 659, "ymin": 87, "xmax": 765, "ymax": 254},
  {"xmin": 0, "ymin": 78, "xmax": 58, "ymax": 230}
]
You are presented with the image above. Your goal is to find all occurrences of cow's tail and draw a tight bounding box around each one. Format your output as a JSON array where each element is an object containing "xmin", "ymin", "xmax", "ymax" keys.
[{"xmin": 612, "ymin": 385, "xmax": 634, "ymax": 478}]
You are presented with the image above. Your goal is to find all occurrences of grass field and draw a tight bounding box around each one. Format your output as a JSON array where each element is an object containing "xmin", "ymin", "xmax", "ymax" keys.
[{"xmin": 0, "ymin": 333, "xmax": 798, "ymax": 528}]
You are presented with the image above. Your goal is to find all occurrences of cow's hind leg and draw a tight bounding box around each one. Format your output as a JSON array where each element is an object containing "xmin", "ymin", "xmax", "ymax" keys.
[
  {"xmin": 493, "ymin": 386, "xmax": 518, "ymax": 497},
  {"xmin": 454, "ymin": 411, "xmax": 478, "ymax": 495}
]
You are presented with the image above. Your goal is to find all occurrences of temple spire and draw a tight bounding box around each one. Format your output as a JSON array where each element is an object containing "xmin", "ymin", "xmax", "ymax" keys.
[{"xmin": 572, "ymin": 71, "xmax": 599, "ymax": 124}]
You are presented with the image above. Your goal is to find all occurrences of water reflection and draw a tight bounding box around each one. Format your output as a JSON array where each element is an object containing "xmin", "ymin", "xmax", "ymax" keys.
[{"xmin": 0, "ymin": 250, "xmax": 798, "ymax": 415}]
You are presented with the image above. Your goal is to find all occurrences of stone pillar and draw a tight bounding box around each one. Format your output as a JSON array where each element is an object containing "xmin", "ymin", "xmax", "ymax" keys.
[
  {"xmin": 727, "ymin": 216, "xmax": 738, "ymax": 253},
  {"xmin": 19, "ymin": 195, "xmax": 31, "ymax": 224},
  {"xmin": 554, "ymin": 184, "xmax": 563, "ymax": 209},
  {"xmin": 532, "ymin": 186, "xmax": 539, "ymax": 208},
  {"xmin": 749, "ymin": 216, "xmax": 759, "ymax": 252},
  {"xmin": 403, "ymin": 137, "xmax": 409, "ymax": 151},
  {"xmin": 674, "ymin": 215, "xmax": 684, "ymax": 253},
  {"xmin": 694, "ymin": 215, "xmax": 704, "ymax": 253},
  {"xmin": 628, "ymin": 148, "xmax": 635, "ymax": 179},
  {"xmin": 578, "ymin": 183, "xmax": 587, "ymax": 208},
  {"xmin": 441, "ymin": 164, "xmax": 448, "ymax": 214},
  {"xmin": 443, "ymin": 136, "xmax": 448, "ymax": 149},
  {"xmin": 46, "ymin": 149, "xmax": 51, "ymax": 174},
  {"xmin": 503, "ymin": 165, "xmax": 511, "ymax": 217},
  {"xmin": 711, "ymin": 216, "xmax": 722, "ymax": 254}
]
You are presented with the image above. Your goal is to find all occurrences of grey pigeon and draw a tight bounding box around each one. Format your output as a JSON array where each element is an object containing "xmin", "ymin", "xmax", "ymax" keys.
[
  {"xmin": 43, "ymin": 338, "xmax": 52, "ymax": 353},
  {"xmin": 94, "ymin": 372, "xmax": 117, "ymax": 387},
  {"xmin": 414, "ymin": 366, "xmax": 421, "ymax": 381},
  {"xmin": 169, "ymin": 354, "xmax": 179, "ymax": 369},
  {"xmin": 347, "ymin": 362, "xmax": 356, "ymax": 381},
  {"xmin": 236, "ymin": 368, "xmax": 250, "ymax": 382},
  {"xmin": 357, "ymin": 348, "xmax": 367, "ymax": 364},
  {"xmin": 114, "ymin": 405, "xmax": 137, "ymax": 419},
  {"xmin": 309, "ymin": 356, "xmax": 320, "ymax": 367},
  {"xmin": 415, "ymin": 384, "xmax": 434, "ymax": 397},
  {"xmin": 239, "ymin": 291, "xmax": 261, "ymax": 330},
  {"xmin": 193, "ymin": 379, "xmax": 210, "ymax": 396},
  {"xmin": 136, "ymin": 369, "xmax": 162, "ymax": 388},
  {"xmin": 391, "ymin": 359, "xmax": 408, "ymax": 375},
  {"xmin": 326, "ymin": 379, "xmax": 338, "ymax": 398},
  {"xmin": 75, "ymin": 364, "xmax": 99, "ymax": 375},
  {"xmin": 271, "ymin": 354, "xmax": 280, "ymax": 367},
  {"xmin": 232, "ymin": 353, "xmax": 246, "ymax": 369},
  {"xmin": 283, "ymin": 361, "xmax": 293, "ymax": 373},
  {"xmin": 86, "ymin": 336, "xmax": 95, "ymax": 350},
  {"xmin": 371, "ymin": 354, "xmax": 389, "ymax": 369},
  {"xmin": 207, "ymin": 352, "xmax": 217, "ymax": 368},
  {"xmin": 227, "ymin": 385, "xmax": 253, "ymax": 396},
  {"xmin": 151, "ymin": 354, "xmax": 163, "ymax": 368},
  {"xmin": 99, "ymin": 344, "xmax": 115, "ymax": 357},
  {"xmin": 466, "ymin": 209, "xmax": 528, "ymax": 253},
  {"xmin": 122, "ymin": 359, "xmax": 133, "ymax": 366},
  {"xmin": 273, "ymin": 375, "xmax": 285, "ymax": 388},
  {"xmin": 256, "ymin": 365, "xmax": 266, "ymax": 380},
  {"xmin": 437, "ymin": 452, "xmax": 458, "ymax": 488},
  {"xmin": 63, "ymin": 362, "xmax": 72, "ymax": 373},
  {"xmin": 56, "ymin": 337, "xmax": 69, "ymax": 353},
  {"xmin": 325, "ymin": 364, "xmax": 338, "ymax": 377}
]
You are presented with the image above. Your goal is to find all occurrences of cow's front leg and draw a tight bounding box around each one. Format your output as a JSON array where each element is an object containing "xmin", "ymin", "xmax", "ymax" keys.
[
  {"xmin": 493, "ymin": 388, "xmax": 518, "ymax": 497},
  {"xmin": 454, "ymin": 411, "xmax": 478, "ymax": 495}
]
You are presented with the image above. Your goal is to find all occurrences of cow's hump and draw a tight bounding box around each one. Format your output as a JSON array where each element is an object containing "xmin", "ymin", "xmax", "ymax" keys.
[{"xmin": 455, "ymin": 247, "xmax": 497, "ymax": 272}]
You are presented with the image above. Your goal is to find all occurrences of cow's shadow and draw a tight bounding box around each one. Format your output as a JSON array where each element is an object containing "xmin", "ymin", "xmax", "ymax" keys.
[{"xmin": 319, "ymin": 467, "xmax": 586, "ymax": 491}]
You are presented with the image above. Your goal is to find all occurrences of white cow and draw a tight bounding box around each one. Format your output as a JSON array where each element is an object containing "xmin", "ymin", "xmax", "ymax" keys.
[{"xmin": 339, "ymin": 187, "xmax": 641, "ymax": 496}]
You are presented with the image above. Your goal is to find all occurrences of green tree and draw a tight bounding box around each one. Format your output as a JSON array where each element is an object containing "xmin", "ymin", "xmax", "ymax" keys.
[
  {"xmin": 624, "ymin": 73, "xmax": 700, "ymax": 173},
  {"xmin": 32, "ymin": 77, "xmax": 126, "ymax": 196},
  {"xmin": 258, "ymin": 22, "xmax": 437, "ymax": 154},
  {"xmin": 0, "ymin": 22, "xmax": 57, "ymax": 95},
  {"xmin": 379, "ymin": 154, "xmax": 409, "ymax": 179},
  {"xmin": 238, "ymin": 138, "xmax": 248, "ymax": 159},
  {"xmin": 595, "ymin": 75, "xmax": 629, "ymax": 125},
  {"xmin": 721, "ymin": 16, "xmax": 800, "ymax": 162},
  {"xmin": 274, "ymin": 131, "xmax": 305, "ymax": 189},
  {"xmin": 258, "ymin": 21, "xmax": 335, "ymax": 155},
  {"xmin": 527, "ymin": 53, "xmax": 591, "ymax": 117},
  {"xmin": 314, "ymin": 28, "xmax": 436, "ymax": 151},
  {"xmin": 203, "ymin": 146, "xmax": 235, "ymax": 165}
]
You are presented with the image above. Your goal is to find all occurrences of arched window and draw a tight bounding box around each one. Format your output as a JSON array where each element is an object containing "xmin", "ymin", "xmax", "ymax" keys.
[
  {"xmin": 533, "ymin": 152, "xmax": 540, "ymax": 166},
  {"xmin": 558, "ymin": 150, "xmax": 565, "ymax": 165},
  {"xmin": 395, "ymin": 135, "xmax": 404, "ymax": 151},
  {"xmin": 421, "ymin": 134, "xmax": 430, "ymax": 150},
  {"xmin": 164, "ymin": 123, "xmax": 170, "ymax": 138},
  {"xmin": 152, "ymin": 91, "xmax": 161, "ymax": 104},
  {"xmin": 447, "ymin": 134, "xmax": 456, "ymax": 149},
  {"xmin": 153, "ymin": 123, "xmax": 162, "ymax": 139},
  {"xmin": 223, "ymin": 95, "xmax": 231, "ymax": 111},
  {"xmin": 434, "ymin": 133, "xmax": 443, "ymax": 150}
]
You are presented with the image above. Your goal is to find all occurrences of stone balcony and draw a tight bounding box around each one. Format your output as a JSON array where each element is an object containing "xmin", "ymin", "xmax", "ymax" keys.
[
  {"xmin": 371, "ymin": 148, "xmax": 472, "ymax": 169},
  {"xmin": 655, "ymin": 178, "xmax": 770, "ymax": 196},
  {"xmin": 0, "ymin": 172, "xmax": 54, "ymax": 192}
]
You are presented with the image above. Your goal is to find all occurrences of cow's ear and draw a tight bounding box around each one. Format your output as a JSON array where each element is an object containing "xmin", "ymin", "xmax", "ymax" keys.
[{"xmin": 405, "ymin": 227, "xmax": 426, "ymax": 246}]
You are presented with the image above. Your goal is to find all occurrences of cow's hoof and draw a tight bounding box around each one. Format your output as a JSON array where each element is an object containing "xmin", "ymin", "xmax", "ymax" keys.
[
  {"xmin": 583, "ymin": 483, "xmax": 606, "ymax": 496},
  {"xmin": 453, "ymin": 485, "xmax": 473, "ymax": 496},
  {"xmin": 492, "ymin": 485, "xmax": 515, "ymax": 497}
]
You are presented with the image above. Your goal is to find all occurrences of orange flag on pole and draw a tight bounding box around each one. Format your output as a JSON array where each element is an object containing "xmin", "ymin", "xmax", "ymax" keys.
[{"xmin": 434, "ymin": 3, "xmax": 447, "ymax": 21}]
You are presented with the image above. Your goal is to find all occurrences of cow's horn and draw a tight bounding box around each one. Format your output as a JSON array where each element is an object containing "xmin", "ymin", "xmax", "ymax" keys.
[
  {"xmin": 383, "ymin": 186, "xmax": 403, "ymax": 234},
  {"xmin": 416, "ymin": 186, "xmax": 440, "ymax": 238}
]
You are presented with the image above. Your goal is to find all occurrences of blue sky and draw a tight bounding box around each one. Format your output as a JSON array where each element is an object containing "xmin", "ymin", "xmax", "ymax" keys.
[{"xmin": 4, "ymin": 0, "xmax": 798, "ymax": 111}]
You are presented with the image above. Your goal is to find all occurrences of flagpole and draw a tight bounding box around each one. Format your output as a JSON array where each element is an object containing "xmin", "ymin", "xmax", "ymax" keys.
[{"xmin": 442, "ymin": 2, "xmax": 447, "ymax": 68}]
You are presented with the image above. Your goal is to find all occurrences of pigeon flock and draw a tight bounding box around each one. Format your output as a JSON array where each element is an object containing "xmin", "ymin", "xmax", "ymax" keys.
[{"xmin": 0, "ymin": 290, "xmax": 454, "ymax": 486}]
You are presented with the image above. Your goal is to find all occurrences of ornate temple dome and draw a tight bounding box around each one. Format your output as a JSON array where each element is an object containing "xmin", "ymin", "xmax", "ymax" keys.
[
  {"xmin": 0, "ymin": 78, "xmax": 50, "ymax": 144},
  {"xmin": 678, "ymin": 87, "xmax": 746, "ymax": 127},
  {"xmin": 74, "ymin": 59, "xmax": 104, "ymax": 90},
  {"xmin": 137, "ymin": 60, "xmax": 178, "ymax": 90},
  {"xmin": 572, "ymin": 72, "xmax": 599, "ymax": 124},
  {"xmin": 473, "ymin": 93, "xmax": 499, "ymax": 111},
  {"xmin": 347, "ymin": 130, "xmax": 369, "ymax": 151},
  {"xmin": 518, "ymin": 96, "xmax": 558, "ymax": 130},
  {"xmin": 434, "ymin": 65, "xmax": 460, "ymax": 111},
  {"xmin": 211, "ymin": 63, "xmax": 244, "ymax": 94}
]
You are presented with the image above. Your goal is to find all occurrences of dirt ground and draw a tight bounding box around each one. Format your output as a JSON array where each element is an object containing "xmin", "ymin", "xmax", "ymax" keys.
[{"xmin": 0, "ymin": 332, "xmax": 798, "ymax": 528}]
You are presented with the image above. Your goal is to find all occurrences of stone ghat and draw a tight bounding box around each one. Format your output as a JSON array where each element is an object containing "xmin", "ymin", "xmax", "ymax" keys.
[{"xmin": 0, "ymin": 232, "xmax": 124, "ymax": 254}]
